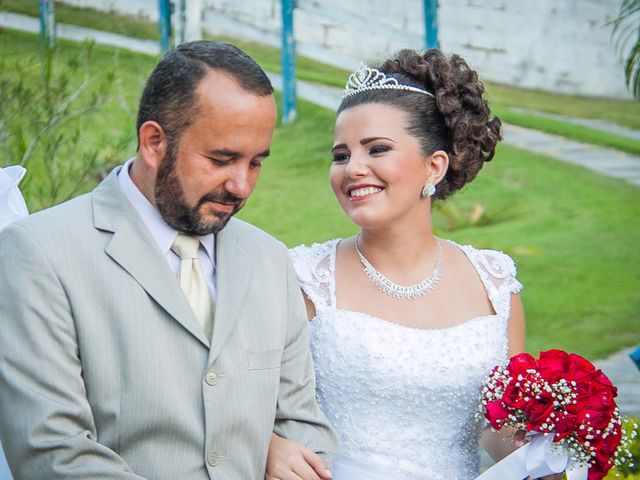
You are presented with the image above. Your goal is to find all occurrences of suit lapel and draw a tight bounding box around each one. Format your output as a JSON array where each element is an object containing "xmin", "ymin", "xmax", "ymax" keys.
[
  {"xmin": 92, "ymin": 169, "xmax": 209, "ymax": 347},
  {"xmin": 208, "ymin": 219, "xmax": 253, "ymax": 363}
]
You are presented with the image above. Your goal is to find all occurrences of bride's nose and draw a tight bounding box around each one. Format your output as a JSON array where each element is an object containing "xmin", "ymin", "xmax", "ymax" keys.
[{"xmin": 344, "ymin": 151, "xmax": 369, "ymax": 178}]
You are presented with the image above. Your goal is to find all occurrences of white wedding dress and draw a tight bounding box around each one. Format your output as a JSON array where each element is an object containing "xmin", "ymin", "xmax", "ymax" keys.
[
  {"xmin": 290, "ymin": 239, "xmax": 522, "ymax": 480},
  {"xmin": 0, "ymin": 165, "xmax": 27, "ymax": 480}
]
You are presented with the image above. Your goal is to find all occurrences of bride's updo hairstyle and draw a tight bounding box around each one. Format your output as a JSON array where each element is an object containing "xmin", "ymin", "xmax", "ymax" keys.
[{"xmin": 338, "ymin": 49, "xmax": 501, "ymax": 200}]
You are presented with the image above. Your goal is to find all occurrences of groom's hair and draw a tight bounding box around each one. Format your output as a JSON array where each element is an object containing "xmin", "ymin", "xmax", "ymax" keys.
[{"xmin": 136, "ymin": 41, "xmax": 273, "ymax": 147}]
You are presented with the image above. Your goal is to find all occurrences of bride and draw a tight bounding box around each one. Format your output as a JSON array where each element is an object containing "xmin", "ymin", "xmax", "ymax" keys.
[{"xmin": 266, "ymin": 49, "xmax": 552, "ymax": 480}]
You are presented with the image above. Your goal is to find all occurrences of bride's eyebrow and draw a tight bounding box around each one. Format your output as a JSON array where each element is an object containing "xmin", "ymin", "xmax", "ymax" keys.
[
  {"xmin": 331, "ymin": 137, "xmax": 396, "ymax": 152},
  {"xmin": 331, "ymin": 143, "xmax": 347, "ymax": 152},
  {"xmin": 360, "ymin": 137, "xmax": 396, "ymax": 145}
]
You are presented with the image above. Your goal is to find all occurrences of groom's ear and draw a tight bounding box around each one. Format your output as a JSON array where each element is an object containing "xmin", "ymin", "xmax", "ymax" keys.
[{"xmin": 138, "ymin": 120, "xmax": 168, "ymax": 171}]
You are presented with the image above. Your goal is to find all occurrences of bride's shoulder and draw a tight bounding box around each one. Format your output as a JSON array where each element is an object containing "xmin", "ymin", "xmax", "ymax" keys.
[{"xmin": 446, "ymin": 239, "xmax": 521, "ymax": 292}]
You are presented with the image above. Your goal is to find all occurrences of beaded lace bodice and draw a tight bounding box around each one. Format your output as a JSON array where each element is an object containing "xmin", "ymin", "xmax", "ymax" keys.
[{"xmin": 290, "ymin": 239, "xmax": 522, "ymax": 480}]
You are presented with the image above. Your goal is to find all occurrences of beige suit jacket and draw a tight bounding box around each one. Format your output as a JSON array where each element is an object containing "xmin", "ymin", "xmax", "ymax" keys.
[{"xmin": 0, "ymin": 169, "xmax": 337, "ymax": 479}]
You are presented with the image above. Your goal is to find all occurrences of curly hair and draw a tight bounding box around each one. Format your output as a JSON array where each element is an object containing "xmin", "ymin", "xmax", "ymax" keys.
[{"xmin": 337, "ymin": 49, "xmax": 501, "ymax": 200}]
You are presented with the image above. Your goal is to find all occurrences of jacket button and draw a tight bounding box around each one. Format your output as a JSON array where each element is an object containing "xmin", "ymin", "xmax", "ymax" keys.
[
  {"xmin": 207, "ymin": 451, "xmax": 220, "ymax": 467},
  {"xmin": 205, "ymin": 370, "xmax": 218, "ymax": 386}
]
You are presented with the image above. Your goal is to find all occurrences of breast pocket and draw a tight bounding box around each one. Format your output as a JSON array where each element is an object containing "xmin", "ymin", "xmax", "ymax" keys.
[{"xmin": 247, "ymin": 349, "xmax": 282, "ymax": 370}]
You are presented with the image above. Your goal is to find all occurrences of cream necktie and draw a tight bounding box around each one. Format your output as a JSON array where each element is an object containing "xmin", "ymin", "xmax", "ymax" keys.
[{"xmin": 171, "ymin": 234, "xmax": 213, "ymax": 339}]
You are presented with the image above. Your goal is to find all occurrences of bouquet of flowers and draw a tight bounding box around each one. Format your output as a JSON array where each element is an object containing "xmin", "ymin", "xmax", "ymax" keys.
[{"xmin": 478, "ymin": 349, "xmax": 636, "ymax": 480}]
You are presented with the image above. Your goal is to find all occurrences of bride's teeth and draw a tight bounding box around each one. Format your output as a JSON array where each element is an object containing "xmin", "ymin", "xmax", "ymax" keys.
[{"xmin": 350, "ymin": 187, "xmax": 382, "ymax": 198}]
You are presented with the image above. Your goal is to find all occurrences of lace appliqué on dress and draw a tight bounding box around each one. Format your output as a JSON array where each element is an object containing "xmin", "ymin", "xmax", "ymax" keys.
[
  {"xmin": 289, "ymin": 239, "xmax": 340, "ymax": 312},
  {"xmin": 455, "ymin": 242, "xmax": 523, "ymax": 319}
]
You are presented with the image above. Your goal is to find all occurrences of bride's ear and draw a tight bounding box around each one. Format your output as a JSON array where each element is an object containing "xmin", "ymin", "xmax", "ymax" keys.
[
  {"xmin": 425, "ymin": 150, "xmax": 449, "ymax": 185},
  {"xmin": 138, "ymin": 121, "xmax": 168, "ymax": 172}
]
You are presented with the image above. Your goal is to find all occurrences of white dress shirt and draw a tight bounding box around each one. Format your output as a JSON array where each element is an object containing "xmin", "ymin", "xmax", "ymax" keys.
[{"xmin": 117, "ymin": 159, "xmax": 217, "ymax": 302}]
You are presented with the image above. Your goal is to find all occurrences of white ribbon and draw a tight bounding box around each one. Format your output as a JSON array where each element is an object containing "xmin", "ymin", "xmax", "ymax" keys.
[
  {"xmin": 476, "ymin": 432, "xmax": 588, "ymax": 480},
  {"xmin": 0, "ymin": 166, "xmax": 29, "ymax": 231}
]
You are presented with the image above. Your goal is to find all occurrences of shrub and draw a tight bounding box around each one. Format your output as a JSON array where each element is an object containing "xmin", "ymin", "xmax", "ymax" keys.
[{"xmin": 0, "ymin": 42, "xmax": 129, "ymax": 209}]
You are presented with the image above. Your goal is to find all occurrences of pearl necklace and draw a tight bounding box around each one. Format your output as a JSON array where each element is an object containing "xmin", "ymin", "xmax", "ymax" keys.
[{"xmin": 354, "ymin": 236, "xmax": 442, "ymax": 300}]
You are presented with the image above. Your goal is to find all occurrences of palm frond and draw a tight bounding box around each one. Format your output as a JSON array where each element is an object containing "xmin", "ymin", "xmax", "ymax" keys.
[{"xmin": 611, "ymin": 0, "xmax": 640, "ymax": 99}]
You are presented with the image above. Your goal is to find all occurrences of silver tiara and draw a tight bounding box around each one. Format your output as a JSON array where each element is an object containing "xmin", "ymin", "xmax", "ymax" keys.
[{"xmin": 343, "ymin": 65, "xmax": 434, "ymax": 99}]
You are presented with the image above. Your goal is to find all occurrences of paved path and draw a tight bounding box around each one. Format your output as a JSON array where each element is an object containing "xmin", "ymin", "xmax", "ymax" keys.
[
  {"xmin": 596, "ymin": 347, "xmax": 640, "ymax": 416},
  {"xmin": 0, "ymin": 12, "xmax": 160, "ymax": 55},
  {"xmin": 510, "ymin": 107, "xmax": 640, "ymax": 141},
  {"xmin": 2, "ymin": 5, "xmax": 639, "ymax": 417},
  {"xmin": 502, "ymin": 124, "xmax": 640, "ymax": 185}
]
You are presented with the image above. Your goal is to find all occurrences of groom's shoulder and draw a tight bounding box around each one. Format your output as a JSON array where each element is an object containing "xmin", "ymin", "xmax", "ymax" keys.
[
  {"xmin": 8, "ymin": 192, "xmax": 93, "ymax": 236},
  {"xmin": 224, "ymin": 217, "xmax": 287, "ymax": 256},
  {"xmin": 0, "ymin": 192, "xmax": 95, "ymax": 265}
]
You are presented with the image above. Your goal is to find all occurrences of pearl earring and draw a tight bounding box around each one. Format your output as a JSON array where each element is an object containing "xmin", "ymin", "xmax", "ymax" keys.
[{"xmin": 421, "ymin": 182, "xmax": 436, "ymax": 198}]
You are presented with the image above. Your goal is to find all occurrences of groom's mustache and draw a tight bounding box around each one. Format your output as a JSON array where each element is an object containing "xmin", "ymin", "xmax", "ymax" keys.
[{"xmin": 197, "ymin": 191, "xmax": 244, "ymax": 208}]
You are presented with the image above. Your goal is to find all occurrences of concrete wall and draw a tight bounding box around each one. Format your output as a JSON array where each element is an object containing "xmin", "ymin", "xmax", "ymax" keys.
[
  {"xmin": 438, "ymin": 0, "xmax": 630, "ymax": 98},
  {"xmin": 58, "ymin": 0, "xmax": 633, "ymax": 99}
]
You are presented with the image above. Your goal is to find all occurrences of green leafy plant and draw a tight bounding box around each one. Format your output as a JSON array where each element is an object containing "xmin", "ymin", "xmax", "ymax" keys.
[
  {"xmin": 0, "ymin": 42, "xmax": 129, "ymax": 209},
  {"xmin": 611, "ymin": 0, "xmax": 640, "ymax": 99},
  {"xmin": 615, "ymin": 417, "xmax": 640, "ymax": 477}
]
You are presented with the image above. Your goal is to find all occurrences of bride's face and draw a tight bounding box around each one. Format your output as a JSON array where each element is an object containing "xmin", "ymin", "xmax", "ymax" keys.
[{"xmin": 330, "ymin": 103, "xmax": 431, "ymax": 229}]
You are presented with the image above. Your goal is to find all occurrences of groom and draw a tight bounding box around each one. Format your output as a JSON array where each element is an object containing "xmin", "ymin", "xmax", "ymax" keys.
[{"xmin": 0, "ymin": 41, "xmax": 337, "ymax": 479}]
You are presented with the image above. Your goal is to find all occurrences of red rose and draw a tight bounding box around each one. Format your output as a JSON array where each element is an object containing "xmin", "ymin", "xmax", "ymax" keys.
[
  {"xmin": 524, "ymin": 392, "xmax": 554, "ymax": 432},
  {"xmin": 588, "ymin": 459, "xmax": 614, "ymax": 480},
  {"xmin": 573, "ymin": 408, "xmax": 613, "ymax": 441},
  {"xmin": 590, "ymin": 369, "xmax": 617, "ymax": 396},
  {"xmin": 507, "ymin": 352, "xmax": 538, "ymax": 378},
  {"xmin": 589, "ymin": 409, "xmax": 613, "ymax": 431},
  {"xmin": 538, "ymin": 349, "xmax": 571, "ymax": 383},
  {"xmin": 567, "ymin": 353, "xmax": 596, "ymax": 382},
  {"xmin": 503, "ymin": 353, "xmax": 544, "ymax": 408},
  {"xmin": 583, "ymin": 384, "xmax": 617, "ymax": 413},
  {"xmin": 485, "ymin": 400, "xmax": 512, "ymax": 430},
  {"xmin": 502, "ymin": 381, "xmax": 528, "ymax": 409},
  {"xmin": 553, "ymin": 412, "xmax": 578, "ymax": 440},
  {"xmin": 573, "ymin": 378, "xmax": 593, "ymax": 399},
  {"xmin": 594, "ymin": 426, "xmax": 622, "ymax": 464}
]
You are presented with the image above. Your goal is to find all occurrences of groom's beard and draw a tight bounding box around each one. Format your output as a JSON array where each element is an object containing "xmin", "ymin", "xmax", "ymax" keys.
[{"xmin": 154, "ymin": 143, "xmax": 244, "ymax": 235}]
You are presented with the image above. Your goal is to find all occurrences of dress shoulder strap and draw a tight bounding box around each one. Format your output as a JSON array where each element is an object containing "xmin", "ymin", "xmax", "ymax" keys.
[
  {"xmin": 289, "ymin": 239, "xmax": 340, "ymax": 312},
  {"xmin": 455, "ymin": 242, "xmax": 523, "ymax": 319}
]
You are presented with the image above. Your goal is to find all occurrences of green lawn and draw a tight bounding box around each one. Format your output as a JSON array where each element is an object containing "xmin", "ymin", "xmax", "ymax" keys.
[{"xmin": 1, "ymin": 28, "xmax": 638, "ymax": 361}]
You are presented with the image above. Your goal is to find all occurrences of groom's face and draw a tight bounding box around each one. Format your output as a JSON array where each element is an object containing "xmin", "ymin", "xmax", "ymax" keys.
[{"xmin": 154, "ymin": 70, "xmax": 277, "ymax": 235}]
